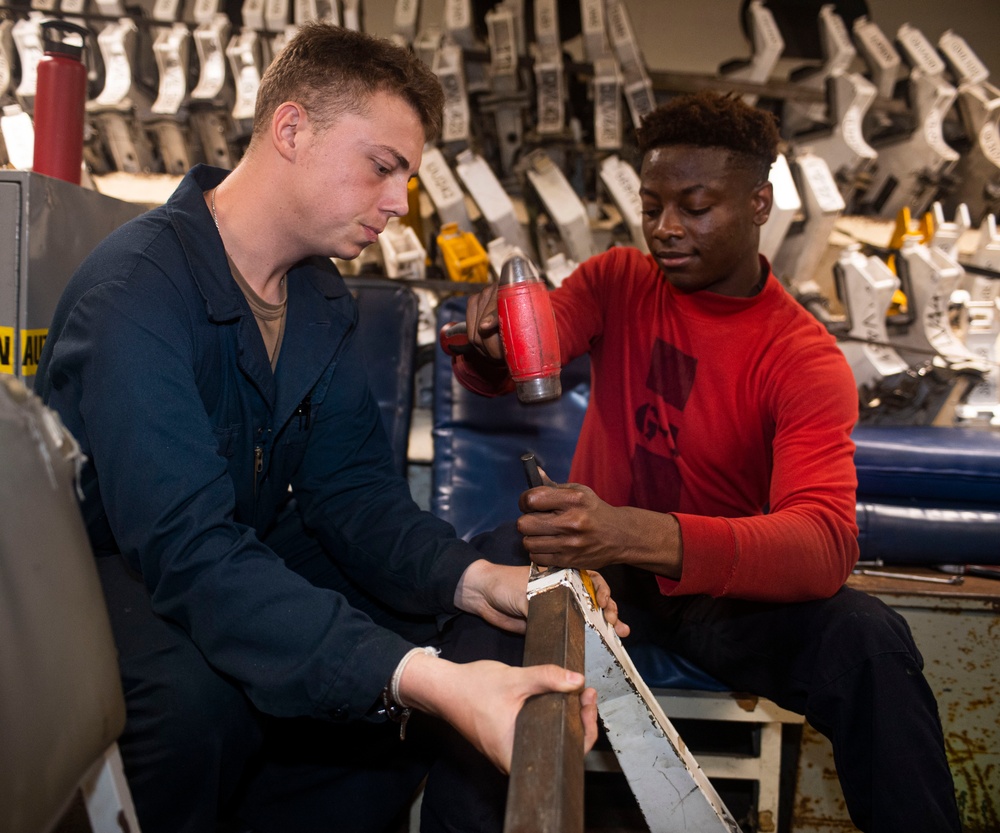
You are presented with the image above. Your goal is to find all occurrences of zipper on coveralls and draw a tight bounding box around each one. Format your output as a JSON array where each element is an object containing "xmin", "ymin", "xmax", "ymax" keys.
[{"xmin": 253, "ymin": 445, "xmax": 263, "ymax": 498}]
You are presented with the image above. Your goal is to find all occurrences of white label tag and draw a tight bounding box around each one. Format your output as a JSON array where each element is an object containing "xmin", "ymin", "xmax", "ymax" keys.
[
  {"xmin": 535, "ymin": 61, "xmax": 563, "ymax": 134},
  {"xmin": 820, "ymin": 6, "xmax": 854, "ymax": 74},
  {"xmin": 227, "ymin": 32, "xmax": 261, "ymax": 119},
  {"xmin": 394, "ymin": 0, "xmax": 418, "ymax": 40},
  {"xmin": 534, "ymin": 0, "xmax": 558, "ymax": 51},
  {"xmin": 435, "ymin": 46, "xmax": 469, "ymax": 143},
  {"xmin": 152, "ymin": 0, "xmax": 181, "ymax": 21},
  {"xmin": 854, "ymin": 19, "xmax": 898, "ymax": 72},
  {"xmin": 192, "ymin": 20, "xmax": 229, "ymax": 100},
  {"xmin": 600, "ymin": 156, "xmax": 642, "ymax": 227},
  {"xmin": 897, "ymin": 24, "xmax": 946, "ymax": 76},
  {"xmin": 152, "ymin": 61, "xmax": 186, "ymax": 114},
  {"xmin": 152, "ymin": 26, "xmax": 189, "ymax": 114},
  {"xmin": 342, "ymin": 0, "xmax": 360, "ymax": 31},
  {"xmin": 624, "ymin": 79, "xmax": 655, "ymax": 128},
  {"xmin": 487, "ymin": 10, "xmax": 517, "ymax": 76},
  {"xmin": 96, "ymin": 24, "xmax": 135, "ymax": 106},
  {"xmin": 800, "ymin": 156, "xmax": 844, "ymax": 213},
  {"xmin": 444, "ymin": 0, "xmax": 471, "ymax": 34},
  {"xmin": 980, "ymin": 121, "xmax": 1000, "ymax": 166},
  {"xmin": 593, "ymin": 72, "xmax": 621, "ymax": 150},
  {"xmin": 265, "ymin": 0, "xmax": 290, "ymax": 31},
  {"xmin": 242, "ymin": 0, "xmax": 266, "ymax": 31},
  {"xmin": 234, "ymin": 65, "xmax": 260, "ymax": 119},
  {"xmin": 12, "ymin": 19, "xmax": 43, "ymax": 99},
  {"xmin": 193, "ymin": 0, "xmax": 219, "ymax": 22},
  {"xmin": 0, "ymin": 106, "xmax": 34, "ymax": 170},
  {"xmin": 0, "ymin": 24, "xmax": 13, "ymax": 97},
  {"xmin": 938, "ymin": 31, "xmax": 988, "ymax": 86}
]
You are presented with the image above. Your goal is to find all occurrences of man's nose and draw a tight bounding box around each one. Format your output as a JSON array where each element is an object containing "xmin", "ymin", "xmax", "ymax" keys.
[
  {"xmin": 652, "ymin": 208, "xmax": 684, "ymax": 239},
  {"xmin": 384, "ymin": 177, "xmax": 411, "ymax": 217}
]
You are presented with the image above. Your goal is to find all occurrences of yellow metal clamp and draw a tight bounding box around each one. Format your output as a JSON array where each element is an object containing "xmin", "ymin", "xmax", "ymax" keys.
[
  {"xmin": 436, "ymin": 222, "xmax": 490, "ymax": 283},
  {"xmin": 887, "ymin": 207, "xmax": 936, "ymax": 316}
]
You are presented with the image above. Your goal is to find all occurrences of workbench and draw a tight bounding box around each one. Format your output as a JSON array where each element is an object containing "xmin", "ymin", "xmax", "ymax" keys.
[{"xmin": 791, "ymin": 568, "xmax": 1000, "ymax": 833}]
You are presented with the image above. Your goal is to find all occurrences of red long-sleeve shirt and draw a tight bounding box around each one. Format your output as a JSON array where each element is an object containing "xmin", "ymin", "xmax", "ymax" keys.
[{"xmin": 456, "ymin": 247, "xmax": 860, "ymax": 602}]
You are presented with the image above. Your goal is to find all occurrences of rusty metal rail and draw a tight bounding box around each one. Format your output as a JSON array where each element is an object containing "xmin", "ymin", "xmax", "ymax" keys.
[
  {"xmin": 503, "ymin": 582, "xmax": 586, "ymax": 833},
  {"xmin": 506, "ymin": 568, "xmax": 742, "ymax": 833}
]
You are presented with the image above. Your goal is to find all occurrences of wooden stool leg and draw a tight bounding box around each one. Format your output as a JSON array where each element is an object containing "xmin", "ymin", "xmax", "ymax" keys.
[{"xmin": 755, "ymin": 722, "xmax": 783, "ymax": 832}]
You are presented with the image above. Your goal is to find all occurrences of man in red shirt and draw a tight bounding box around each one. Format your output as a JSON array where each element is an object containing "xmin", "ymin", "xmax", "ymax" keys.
[{"xmin": 452, "ymin": 91, "xmax": 960, "ymax": 833}]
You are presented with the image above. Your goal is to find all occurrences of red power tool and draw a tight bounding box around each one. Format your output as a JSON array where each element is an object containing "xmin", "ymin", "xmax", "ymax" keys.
[{"xmin": 440, "ymin": 253, "xmax": 562, "ymax": 403}]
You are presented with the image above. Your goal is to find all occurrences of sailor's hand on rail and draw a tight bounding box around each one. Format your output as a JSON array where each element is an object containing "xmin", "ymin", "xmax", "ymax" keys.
[
  {"xmin": 518, "ymin": 479, "xmax": 683, "ymax": 582},
  {"xmin": 398, "ymin": 652, "xmax": 599, "ymax": 773},
  {"xmin": 454, "ymin": 560, "xmax": 531, "ymax": 633},
  {"xmin": 455, "ymin": 559, "xmax": 629, "ymax": 638}
]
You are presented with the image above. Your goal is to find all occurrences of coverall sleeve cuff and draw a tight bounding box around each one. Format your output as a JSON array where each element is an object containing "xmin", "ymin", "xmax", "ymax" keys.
[{"xmin": 323, "ymin": 629, "xmax": 415, "ymax": 720}]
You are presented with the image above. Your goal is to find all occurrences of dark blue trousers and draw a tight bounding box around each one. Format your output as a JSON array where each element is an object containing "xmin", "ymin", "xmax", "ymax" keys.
[{"xmin": 96, "ymin": 507, "xmax": 523, "ymax": 833}]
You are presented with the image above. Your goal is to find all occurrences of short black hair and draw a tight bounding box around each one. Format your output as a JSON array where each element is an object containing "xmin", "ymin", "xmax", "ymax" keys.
[{"xmin": 636, "ymin": 91, "xmax": 780, "ymax": 182}]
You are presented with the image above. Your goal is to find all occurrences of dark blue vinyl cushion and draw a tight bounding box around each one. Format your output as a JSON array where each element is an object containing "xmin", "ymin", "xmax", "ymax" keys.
[
  {"xmin": 856, "ymin": 499, "xmax": 1000, "ymax": 563},
  {"xmin": 853, "ymin": 424, "xmax": 1000, "ymax": 505},
  {"xmin": 432, "ymin": 296, "xmax": 591, "ymax": 541},
  {"xmin": 345, "ymin": 277, "xmax": 418, "ymax": 477},
  {"xmin": 852, "ymin": 425, "xmax": 1000, "ymax": 564}
]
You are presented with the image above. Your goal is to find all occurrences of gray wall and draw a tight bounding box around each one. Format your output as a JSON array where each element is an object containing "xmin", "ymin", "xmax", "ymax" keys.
[
  {"xmin": 362, "ymin": 0, "xmax": 1000, "ymax": 84},
  {"xmin": 621, "ymin": 1, "xmax": 999, "ymax": 78}
]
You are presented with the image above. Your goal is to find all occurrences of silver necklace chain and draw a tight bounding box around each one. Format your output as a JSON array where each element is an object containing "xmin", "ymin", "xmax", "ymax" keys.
[
  {"xmin": 214, "ymin": 187, "xmax": 287, "ymax": 290},
  {"xmin": 211, "ymin": 188, "xmax": 220, "ymax": 232}
]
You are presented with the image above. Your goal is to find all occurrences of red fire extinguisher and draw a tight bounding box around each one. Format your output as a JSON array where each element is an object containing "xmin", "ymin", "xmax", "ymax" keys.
[{"xmin": 32, "ymin": 19, "xmax": 90, "ymax": 185}]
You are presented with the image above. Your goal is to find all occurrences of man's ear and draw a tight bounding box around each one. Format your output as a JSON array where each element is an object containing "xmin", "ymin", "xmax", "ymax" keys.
[
  {"xmin": 272, "ymin": 101, "xmax": 305, "ymax": 161},
  {"xmin": 752, "ymin": 180, "xmax": 774, "ymax": 226}
]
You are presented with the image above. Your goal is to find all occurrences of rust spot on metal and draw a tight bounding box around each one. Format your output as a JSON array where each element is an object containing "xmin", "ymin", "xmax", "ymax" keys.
[
  {"xmin": 799, "ymin": 729, "xmax": 829, "ymax": 748},
  {"xmin": 793, "ymin": 792, "xmax": 859, "ymax": 830},
  {"xmin": 756, "ymin": 809, "xmax": 776, "ymax": 832},
  {"xmin": 821, "ymin": 764, "xmax": 842, "ymax": 784},
  {"xmin": 952, "ymin": 760, "xmax": 1000, "ymax": 832},
  {"xmin": 793, "ymin": 791, "xmax": 817, "ymax": 818}
]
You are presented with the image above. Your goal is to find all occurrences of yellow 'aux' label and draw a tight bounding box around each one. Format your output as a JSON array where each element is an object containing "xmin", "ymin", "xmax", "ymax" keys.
[
  {"xmin": 20, "ymin": 329, "xmax": 48, "ymax": 376},
  {"xmin": 0, "ymin": 326, "xmax": 13, "ymax": 375}
]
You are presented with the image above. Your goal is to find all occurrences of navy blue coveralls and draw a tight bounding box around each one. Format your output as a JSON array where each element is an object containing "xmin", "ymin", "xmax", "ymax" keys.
[{"xmin": 36, "ymin": 165, "xmax": 517, "ymax": 833}]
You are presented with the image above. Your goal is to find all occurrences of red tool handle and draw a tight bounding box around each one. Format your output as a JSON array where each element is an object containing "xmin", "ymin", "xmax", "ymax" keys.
[
  {"xmin": 497, "ymin": 281, "xmax": 561, "ymax": 385},
  {"xmin": 439, "ymin": 321, "xmax": 471, "ymax": 356}
]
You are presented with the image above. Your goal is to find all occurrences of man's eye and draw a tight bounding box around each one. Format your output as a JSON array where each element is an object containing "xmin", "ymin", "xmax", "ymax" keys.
[{"xmin": 685, "ymin": 206, "xmax": 711, "ymax": 216}]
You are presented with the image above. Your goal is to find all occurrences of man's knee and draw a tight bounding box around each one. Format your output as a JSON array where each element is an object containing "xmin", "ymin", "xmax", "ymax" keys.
[
  {"xmin": 120, "ymin": 653, "xmax": 262, "ymax": 832},
  {"xmin": 469, "ymin": 521, "xmax": 530, "ymax": 569},
  {"xmin": 815, "ymin": 588, "xmax": 923, "ymax": 668},
  {"xmin": 149, "ymin": 661, "xmax": 261, "ymax": 763}
]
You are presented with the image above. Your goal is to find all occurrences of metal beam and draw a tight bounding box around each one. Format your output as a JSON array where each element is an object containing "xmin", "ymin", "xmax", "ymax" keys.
[{"xmin": 503, "ymin": 581, "xmax": 585, "ymax": 833}]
